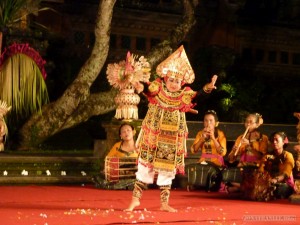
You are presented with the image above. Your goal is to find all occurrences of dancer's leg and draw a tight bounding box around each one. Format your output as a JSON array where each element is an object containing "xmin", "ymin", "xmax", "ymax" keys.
[
  {"xmin": 125, "ymin": 179, "xmax": 147, "ymax": 211},
  {"xmin": 159, "ymin": 185, "xmax": 177, "ymax": 212}
]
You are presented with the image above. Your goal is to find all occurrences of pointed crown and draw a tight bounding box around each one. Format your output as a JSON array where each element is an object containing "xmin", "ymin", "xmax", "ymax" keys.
[{"xmin": 156, "ymin": 45, "xmax": 195, "ymax": 84}]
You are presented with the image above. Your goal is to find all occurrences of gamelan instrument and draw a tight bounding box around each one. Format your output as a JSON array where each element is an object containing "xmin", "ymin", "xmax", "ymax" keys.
[
  {"xmin": 186, "ymin": 162, "xmax": 222, "ymax": 192},
  {"xmin": 104, "ymin": 157, "xmax": 137, "ymax": 182}
]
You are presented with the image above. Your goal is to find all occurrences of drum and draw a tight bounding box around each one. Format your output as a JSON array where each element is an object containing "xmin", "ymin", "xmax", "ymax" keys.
[
  {"xmin": 104, "ymin": 157, "xmax": 137, "ymax": 183},
  {"xmin": 240, "ymin": 166, "xmax": 274, "ymax": 201}
]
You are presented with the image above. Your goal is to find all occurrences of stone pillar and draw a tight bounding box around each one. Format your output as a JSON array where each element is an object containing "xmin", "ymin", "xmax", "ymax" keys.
[{"xmin": 93, "ymin": 139, "xmax": 107, "ymax": 158}]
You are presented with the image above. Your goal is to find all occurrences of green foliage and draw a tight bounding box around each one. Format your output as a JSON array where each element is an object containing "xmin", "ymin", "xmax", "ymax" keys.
[
  {"xmin": 0, "ymin": 0, "xmax": 44, "ymax": 31},
  {"xmin": 0, "ymin": 53, "xmax": 49, "ymax": 119},
  {"xmin": 0, "ymin": 0, "xmax": 26, "ymax": 30},
  {"xmin": 217, "ymin": 83, "xmax": 235, "ymax": 112},
  {"xmin": 219, "ymin": 83, "xmax": 236, "ymax": 98}
]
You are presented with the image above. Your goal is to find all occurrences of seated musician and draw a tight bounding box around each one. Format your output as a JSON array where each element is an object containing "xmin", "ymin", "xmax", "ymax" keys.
[
  {"xmin": 106, "ymin": 123, "xmax": 138, "ymax": 158},
  {"xmin": 93, "ymin": 123, "xmax": 138, "ymax": 189},
  {"xmin": 226, "ymin": 113, "xmax": 269, "ymax": 193},
  {"xmin": 191, "ymin": 110, "xmax": 226, "ymax": 167},
  {"xmin": 261, "ymin": 131, "xmax": 295, "ymax": 199},
  {"xmin": 105, "ymin": 123, "xmax": 138, "ymax": 180}
]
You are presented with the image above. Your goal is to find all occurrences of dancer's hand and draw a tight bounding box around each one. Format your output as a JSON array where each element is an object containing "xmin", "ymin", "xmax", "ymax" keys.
[
  {"xmin": 294, "ymin": 112, "xmax": 300, "ymax": 120},
  {"xmin": 209, "ymin": 75, "xmax": 218, "ymax": 89},
  {"xmin": 203, "ymin": 75, "xmax": 218, "ymax": 93}
]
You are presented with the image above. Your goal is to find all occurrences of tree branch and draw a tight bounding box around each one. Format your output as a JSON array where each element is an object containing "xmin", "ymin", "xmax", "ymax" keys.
[
  {"xmin": 61, "ymin": 89, "xmax": 118, "ymax": 130},
  {"xmin": 147, "ymin": 0, "xmax": 198, "ymax": 69}
]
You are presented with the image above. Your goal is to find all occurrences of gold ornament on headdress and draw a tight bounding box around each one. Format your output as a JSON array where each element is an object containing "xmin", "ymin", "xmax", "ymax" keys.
[
  {"xmin": 106, "ymin": 51, "xmax": 151, "ymax": 93},
  {"xmin": 0, "ymin": 100, "xmax": 11, "ymax": 117},
  {"xmin": 156, "ymin": 45, "xmax": 195, "ymax": 84}
]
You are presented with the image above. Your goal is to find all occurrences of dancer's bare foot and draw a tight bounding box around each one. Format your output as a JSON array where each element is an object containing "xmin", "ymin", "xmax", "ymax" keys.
[
  {"xmin": 160, "ymin": 203, "xmax": 177, "ymax": 212},
  {"xmin": 124, "ymin": 197, "xmax": 140, "ymax": 212}
]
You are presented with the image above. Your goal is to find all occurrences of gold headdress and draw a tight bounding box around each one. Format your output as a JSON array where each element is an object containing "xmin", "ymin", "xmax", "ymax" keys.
[
  {"xmin": 156, "ymin": 45, "xmax": 195, "ymax": 84},
  {"xmin": 0, "ymin": 100, "xmax": 11, "ymax": 117}
]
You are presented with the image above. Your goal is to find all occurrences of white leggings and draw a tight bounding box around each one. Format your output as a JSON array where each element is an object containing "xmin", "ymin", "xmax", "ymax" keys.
[{"xmin": 135, "ymin": 161, "xmax": 176, "ymax": 186}]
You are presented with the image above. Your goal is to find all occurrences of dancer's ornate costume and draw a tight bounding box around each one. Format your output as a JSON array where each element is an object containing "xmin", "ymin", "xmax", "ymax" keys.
[
  {"xmin": 125, "ymin": 45, "xmax": 217, "ymax": 212},
  {"xmin": 136, "ymin": 78, "xmax": 196, "ymax": 174}
]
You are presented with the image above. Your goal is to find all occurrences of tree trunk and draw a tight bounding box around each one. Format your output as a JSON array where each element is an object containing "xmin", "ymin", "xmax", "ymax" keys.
[
  {"xmin": 18, "ymin": 0, "xmax": 117, "ymax": 149},
  {"xmin": 17, "ymin": 0, "xmax": 198, "ymax": 150}
]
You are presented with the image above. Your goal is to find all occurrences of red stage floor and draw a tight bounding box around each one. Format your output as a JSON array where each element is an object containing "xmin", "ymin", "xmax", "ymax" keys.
[{"xmin": 0, "ymin": 185, "xmax": 299, "ymax": 225}]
